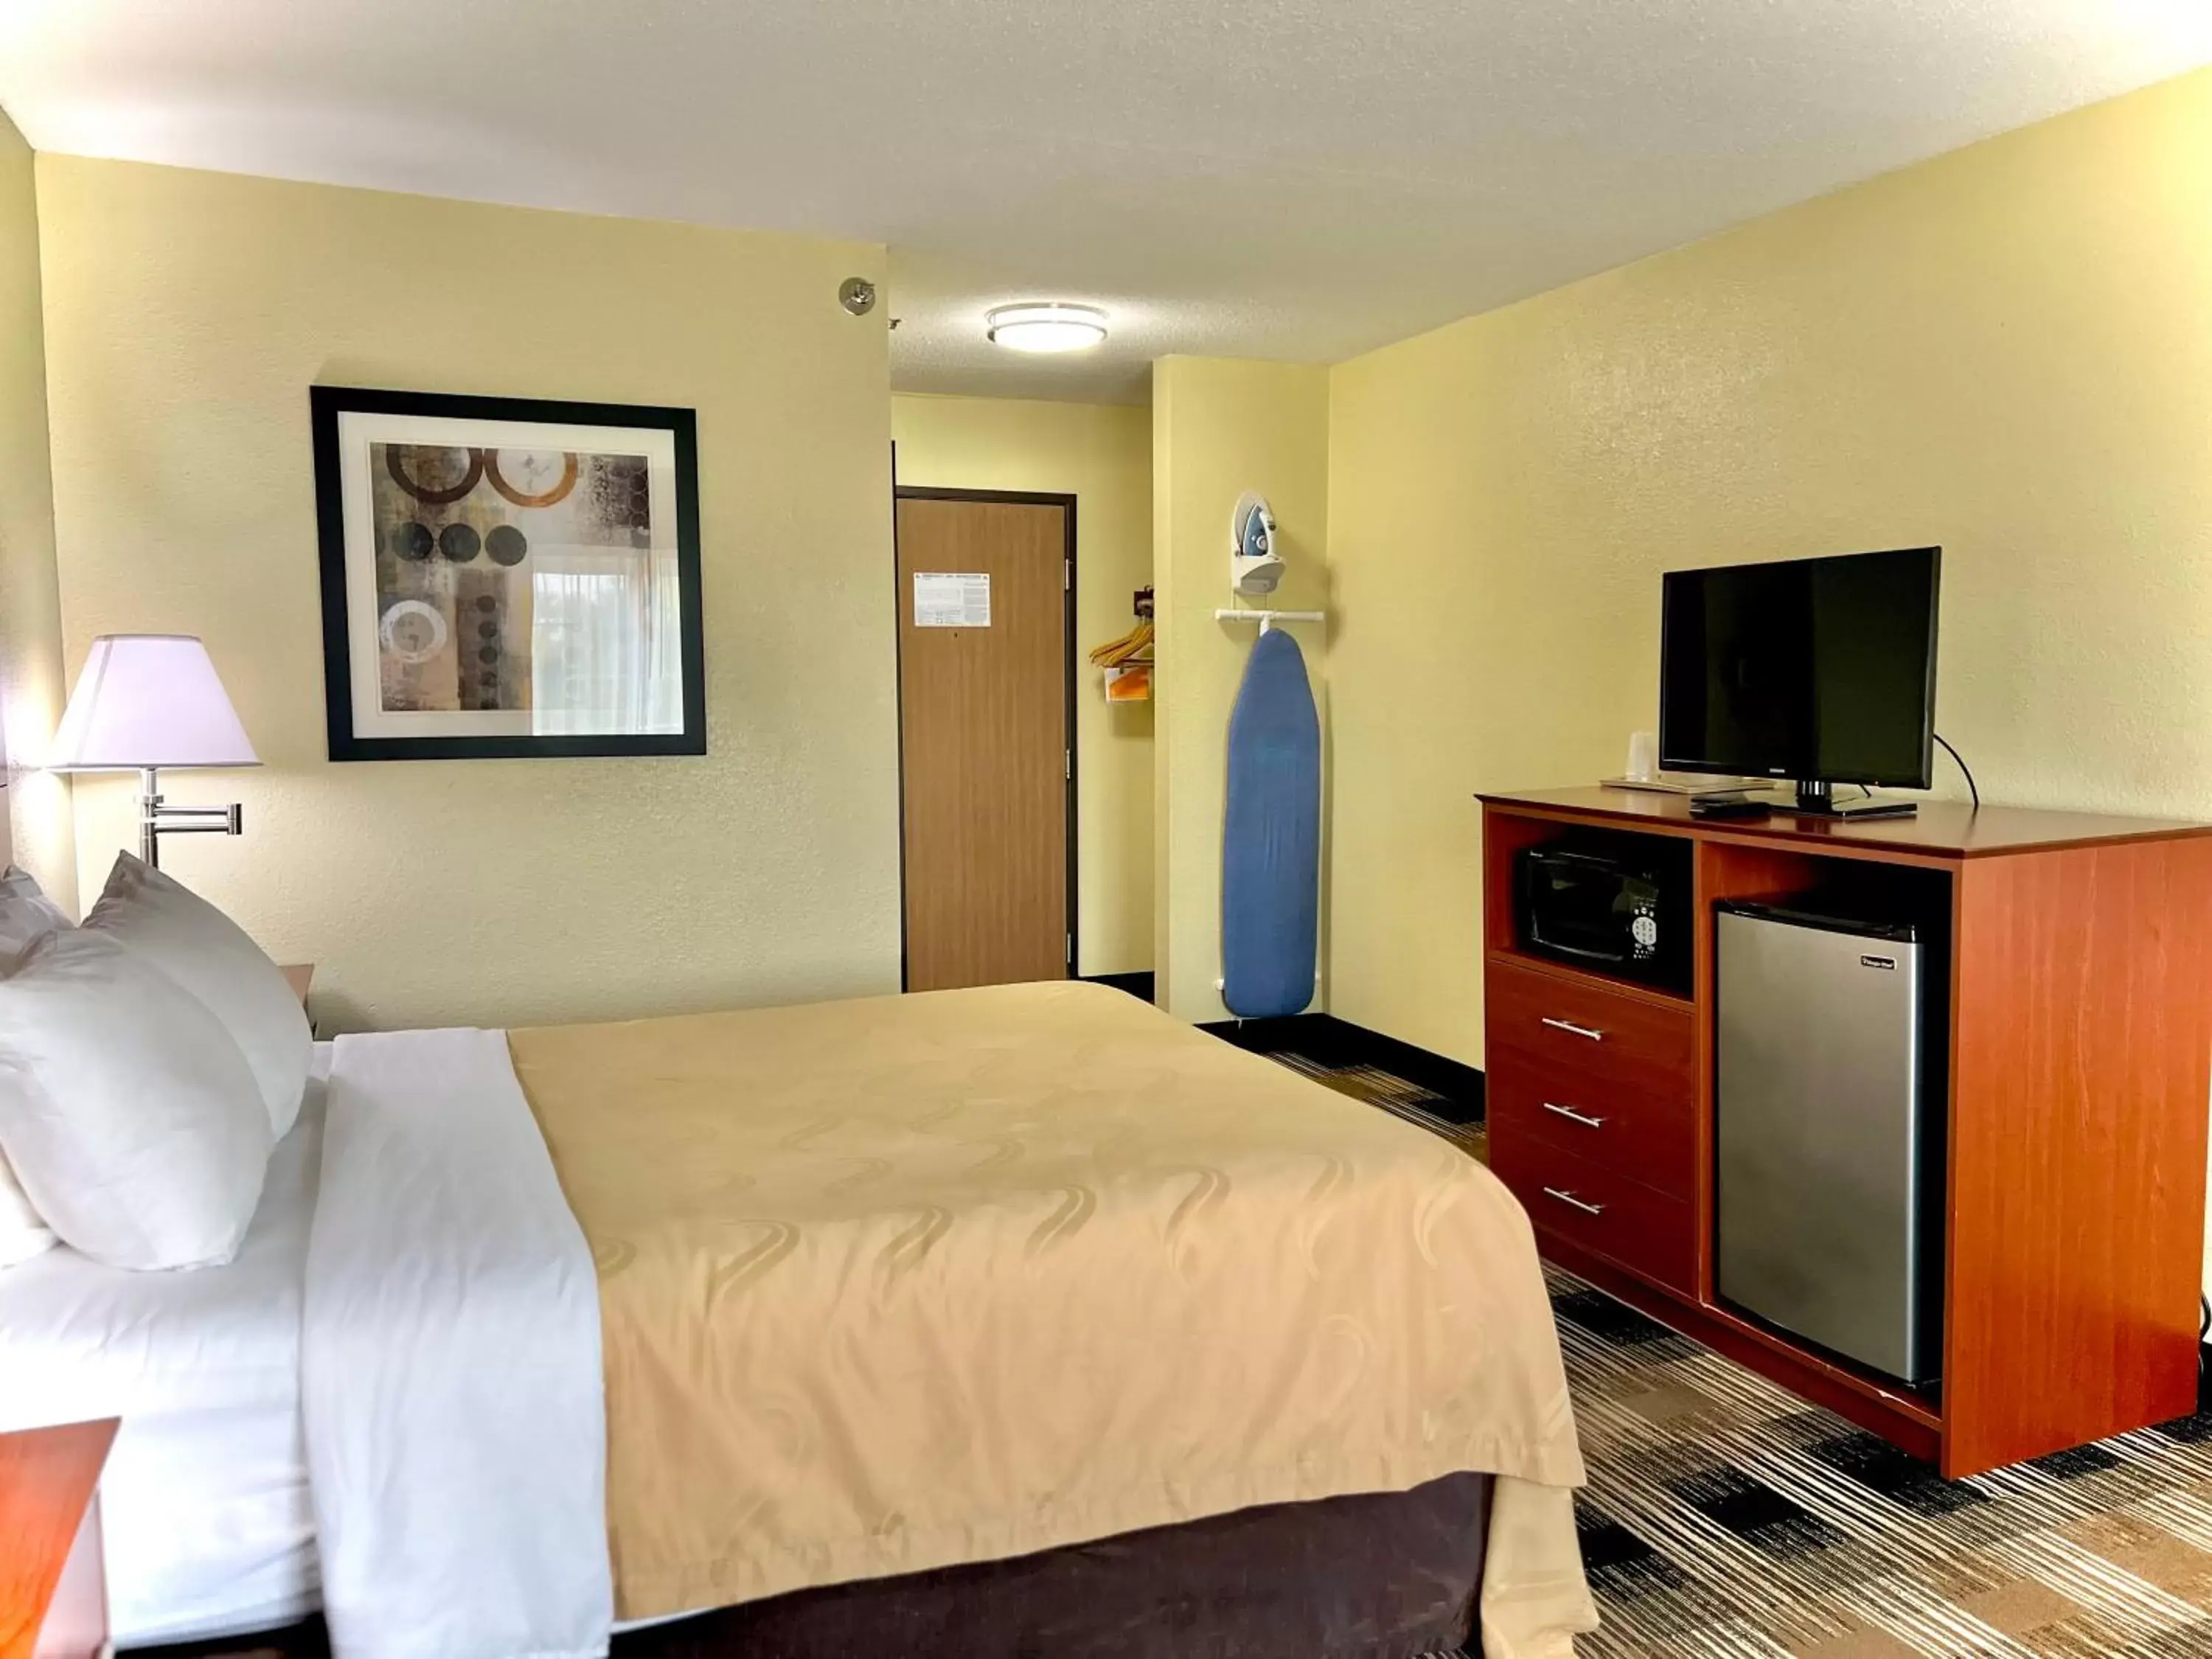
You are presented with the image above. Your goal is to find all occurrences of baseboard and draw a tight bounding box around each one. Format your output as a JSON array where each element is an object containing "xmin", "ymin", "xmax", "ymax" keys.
[
  {"xmin": 1196, "ymin": 1012, "xmax": 1485, "ymax": 1124},
  {"xmin": 1081, "ymin": 970, "xmax": 1155, "ymax": 1003}
]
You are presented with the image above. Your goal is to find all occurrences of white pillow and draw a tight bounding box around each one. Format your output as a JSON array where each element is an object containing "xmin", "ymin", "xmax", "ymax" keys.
[
  {"xmin": 0, "ymin": 864, "xmax": 72, "ymax": 964},
  {"xmin": 84, "ymin": 853, "xmax": 312, "ymax": 1140},
  {"xmin": 0, "ymin": 866, "xmax": 68, "ymax": 1266},
  {"xmin": 0, "ymin": 1148, "xmax": 56, "ymax": 1266},
  {"xmin": 0, "ymin": 927, "xmax": 272, "ymax": 1270}
]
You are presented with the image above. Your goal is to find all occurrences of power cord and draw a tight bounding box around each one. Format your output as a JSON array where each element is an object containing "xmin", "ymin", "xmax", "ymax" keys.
[{"xmin": 1933, "ymin": 733, "xmax": 1979, "ymax": 811}]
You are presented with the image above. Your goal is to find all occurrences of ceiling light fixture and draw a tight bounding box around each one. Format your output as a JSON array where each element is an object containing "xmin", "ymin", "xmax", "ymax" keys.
[{"xmin": 986, "ymin": 302, "xmax": 1107, "ymax": 353}]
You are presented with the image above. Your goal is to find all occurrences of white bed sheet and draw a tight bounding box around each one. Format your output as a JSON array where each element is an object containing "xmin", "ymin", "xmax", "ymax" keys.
[
  {"xmin": 0, "ymin": 1047, "xmax": 331, "ymax": 1647},
  {"xmin": 305, "ymin": 1028, "xmax": 610, "ymax": 1659}
]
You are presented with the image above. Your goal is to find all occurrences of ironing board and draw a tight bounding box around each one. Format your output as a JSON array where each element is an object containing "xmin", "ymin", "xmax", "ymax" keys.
[{"xmin": 1220, "ymin": 627, "xmax": 1320, "ymax": 1018}]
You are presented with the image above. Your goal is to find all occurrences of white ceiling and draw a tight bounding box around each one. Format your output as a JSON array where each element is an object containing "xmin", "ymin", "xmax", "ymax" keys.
[{"xmin": 5, "ymin": 1, "xmax": 2210, "ymax": 405}]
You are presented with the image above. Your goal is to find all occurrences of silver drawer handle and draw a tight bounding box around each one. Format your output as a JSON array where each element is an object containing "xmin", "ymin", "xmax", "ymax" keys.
[
  {"xmin": 1542, "ymin": 1187, "xmax": 1605, "ymax": 1217},
  {"xmin": 1540, "ymin": 1017, "xmax": 1605, "ymax": 1042},
  {"xmin": 1541, "ymin": 1101, "xmax": 1607, "ymax": 1130}
]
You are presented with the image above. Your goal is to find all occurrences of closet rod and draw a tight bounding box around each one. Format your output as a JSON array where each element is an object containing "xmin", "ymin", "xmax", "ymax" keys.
[{"xmin": 1212, "ymin": 608, "xmax": 1324, "ymax": 635}]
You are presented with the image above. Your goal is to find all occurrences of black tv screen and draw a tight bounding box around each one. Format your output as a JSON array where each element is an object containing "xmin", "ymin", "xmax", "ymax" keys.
[{"xmin": 1660, "ymin": 546, "xmax": 1940, "ymax": 788}]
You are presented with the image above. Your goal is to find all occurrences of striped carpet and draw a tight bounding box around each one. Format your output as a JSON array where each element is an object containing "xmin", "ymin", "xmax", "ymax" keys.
[{"xmin": 1550, "ymin": 1270, "xmax": 2212, "ymax": 1658}]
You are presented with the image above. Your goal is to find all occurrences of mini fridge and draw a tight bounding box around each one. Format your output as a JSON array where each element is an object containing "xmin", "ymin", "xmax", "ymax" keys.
[{"xmin": 1715, "ymin": 900, "xmax": 1944, "ymax": 1385}]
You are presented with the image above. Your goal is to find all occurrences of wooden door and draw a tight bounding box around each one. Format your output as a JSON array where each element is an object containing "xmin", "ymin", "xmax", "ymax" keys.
[{"xmin": 895, "ymin": 492, "xmax": 1073, "ymax": 991}]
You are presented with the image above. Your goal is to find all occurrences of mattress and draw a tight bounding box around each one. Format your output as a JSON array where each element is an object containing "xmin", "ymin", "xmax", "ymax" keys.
[{"xmin": 0, "ymin": 1048, "xmax": 330, "ymax": 1647}]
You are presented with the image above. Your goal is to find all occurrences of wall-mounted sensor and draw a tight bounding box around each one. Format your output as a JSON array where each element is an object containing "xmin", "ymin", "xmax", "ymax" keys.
[{"xmin": 1231, "ymin": 492, "xmax": 1283, "ymax": 596}]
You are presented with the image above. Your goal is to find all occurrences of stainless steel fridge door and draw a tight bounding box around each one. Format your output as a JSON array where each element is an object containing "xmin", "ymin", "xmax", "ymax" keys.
[{"xmin": 1716, "ymin": 909, "xmax": 1932, "ymax": 1382}]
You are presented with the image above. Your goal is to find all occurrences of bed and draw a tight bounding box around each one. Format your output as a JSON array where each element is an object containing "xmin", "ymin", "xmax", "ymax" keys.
[{"xmin": 4, "ymin": 981, "xmax": 1595, "ymax": 1659}]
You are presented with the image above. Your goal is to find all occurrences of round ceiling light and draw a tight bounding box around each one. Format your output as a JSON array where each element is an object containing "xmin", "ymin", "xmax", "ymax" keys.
[{"xmin": 986, "ymin": 302, "xmax": 1108, "ymax": 353}]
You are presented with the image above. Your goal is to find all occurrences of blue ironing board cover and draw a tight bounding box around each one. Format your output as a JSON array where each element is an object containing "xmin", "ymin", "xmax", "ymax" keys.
[{"xmin": 1220, "ymin": 627, "xmax": 1320, "ymax": 1018}]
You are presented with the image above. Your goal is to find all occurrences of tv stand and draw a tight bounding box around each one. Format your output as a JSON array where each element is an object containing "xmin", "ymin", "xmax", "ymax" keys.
[
  {"xmin": 1479, "ymin": 785, "xmax": 2212, "ymax": 1477},
  {"xmin": 1780, "ymin": 779, "xmax": 1919, "ymax": 819}
]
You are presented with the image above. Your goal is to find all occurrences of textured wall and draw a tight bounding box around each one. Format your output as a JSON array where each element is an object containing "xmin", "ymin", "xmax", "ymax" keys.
[
  {"xmin": 0, "ymin": 110, "xmax": 74, "ymax": 904},
  {"xmin": 1325, "ymin": 66, "xmax": 2212, "ymax": 1068},
  {"xmin": 1151, "ymin": 358, "xmax": 1329, "ymax": 1022},
  {"xmin": 890, "ymin": 394, "xmax": 1153, "ymax": 976},
  {"xmin": 38, "ymin": 156, "xmax": 899, "ymax": 1032}
]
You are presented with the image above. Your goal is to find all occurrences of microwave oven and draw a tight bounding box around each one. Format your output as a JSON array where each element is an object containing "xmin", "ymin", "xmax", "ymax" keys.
[{"xmin": 1515, "ymin": 839, "xmax": 1691, "ymax": 991}]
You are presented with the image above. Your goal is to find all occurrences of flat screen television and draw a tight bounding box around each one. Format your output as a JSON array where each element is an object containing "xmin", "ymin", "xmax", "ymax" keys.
[{"xmin": 1660, "ymin": 546, "xmax": 1941, "ymax": 815}]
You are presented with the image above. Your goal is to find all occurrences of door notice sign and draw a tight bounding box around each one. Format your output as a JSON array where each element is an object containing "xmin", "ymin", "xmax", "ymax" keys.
[{"xmin": 914, "ymin": 571, "xmax": 991, "ymax": 628}]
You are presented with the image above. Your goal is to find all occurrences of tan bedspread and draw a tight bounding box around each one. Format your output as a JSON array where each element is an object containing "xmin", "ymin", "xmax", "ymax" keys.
[{"xmin": 509, "ymin": 981, "xmax": 1596, "ymax": 1656}]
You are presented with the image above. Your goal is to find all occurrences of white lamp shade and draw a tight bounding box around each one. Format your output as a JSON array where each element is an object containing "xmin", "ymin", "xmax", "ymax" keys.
[{"xmin": 49, "ymin": 635, "xmax": 260, "ymax": 772}]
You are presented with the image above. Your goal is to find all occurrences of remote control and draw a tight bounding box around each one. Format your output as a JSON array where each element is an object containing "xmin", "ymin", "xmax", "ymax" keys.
[{"xmin": 1688, "ymin": 795, "xmax": 1774, "ymax": 819}]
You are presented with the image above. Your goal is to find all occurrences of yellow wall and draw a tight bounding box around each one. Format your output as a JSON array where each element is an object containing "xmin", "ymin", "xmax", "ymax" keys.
[
  {"xmin": 889, "ymin": 394, "xmax": 1153, "ymax": 976},
  {"xmin": 1152, "ymin": 357, "xmax": 1330, "ymax": 1023},
  {"xmin": 1326, "ymin": 66, "xmax": 2212, "ymax": 1067},
  {"xmin": 36, "ymin": 156, "xmax": 899, "ymax": 1032},
  {"xmin": 0, "ymin": 111, "xmax": 74, "ymax": 905}
]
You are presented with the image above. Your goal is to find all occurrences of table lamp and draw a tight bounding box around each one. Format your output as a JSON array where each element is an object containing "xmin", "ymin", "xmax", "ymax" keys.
[{"xmin": 48, "ymin": 634, "xmax": 259, "ymax": 869}]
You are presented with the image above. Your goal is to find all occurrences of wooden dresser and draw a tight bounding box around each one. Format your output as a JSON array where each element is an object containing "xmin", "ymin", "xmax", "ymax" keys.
[
  {"xmin": 1481, "ymin": 786, "xmax": 2212, "ymax": 1478},
  {"xmin": 1, "ymin": 1419, "xmax": 118, "ymax": 1659}
]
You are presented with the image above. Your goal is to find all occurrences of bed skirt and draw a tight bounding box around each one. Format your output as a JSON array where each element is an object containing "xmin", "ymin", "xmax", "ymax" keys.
[{"xmin": 625, "ymin": 1472, "xmax": 1492, "ymax": 1659}]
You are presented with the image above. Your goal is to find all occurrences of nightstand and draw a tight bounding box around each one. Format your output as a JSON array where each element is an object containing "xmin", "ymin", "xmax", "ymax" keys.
[{"xmin": 0, "ymin": 1419, "xmax": 118, "ymax": 1659}]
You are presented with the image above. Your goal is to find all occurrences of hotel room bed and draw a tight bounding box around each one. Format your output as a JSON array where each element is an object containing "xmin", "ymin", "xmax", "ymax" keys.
[{"xmin": 4, "ymin": 981, "xmax": 1594, "ymax": 1659}]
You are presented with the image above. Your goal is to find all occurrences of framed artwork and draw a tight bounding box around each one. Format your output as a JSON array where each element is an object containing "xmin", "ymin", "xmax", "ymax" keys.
[{"xmin": 310, "ymin": 386, "xmax": 706, "ymax": 761}]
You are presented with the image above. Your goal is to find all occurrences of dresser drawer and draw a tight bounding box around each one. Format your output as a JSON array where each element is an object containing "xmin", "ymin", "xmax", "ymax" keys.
[
  {"xmin": 1486, "ymin": 959, "xmax": 1695, "ymax": 1108},
  {"xmin": 1489, "ymin": 1043, "xmax": 1697, "ymax": 1201},
  {"xmin": 1492, "ymin": 1133, "xmax": 1697, "ymax": 1295}
]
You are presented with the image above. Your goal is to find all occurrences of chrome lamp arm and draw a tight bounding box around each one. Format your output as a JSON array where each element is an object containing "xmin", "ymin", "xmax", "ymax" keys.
[{"xmin": 138, "ymin": 766, "xmax": 245, "ymax": 870}]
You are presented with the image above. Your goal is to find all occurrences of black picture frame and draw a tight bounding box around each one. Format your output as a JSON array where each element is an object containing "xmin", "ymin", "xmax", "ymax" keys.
[{"xmin": 310, "ymin": 385, "xmax": 706, "ymax": 762}]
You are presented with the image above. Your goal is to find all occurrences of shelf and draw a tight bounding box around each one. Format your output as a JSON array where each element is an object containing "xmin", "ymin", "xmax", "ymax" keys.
[
  {"xmin": 1481, "ymin": 785, "xmax": 2212, "ymax": 862},
  {"xmin": 1485, "ymin": 945, "xmax": 1693, "ymax": 1009}
]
